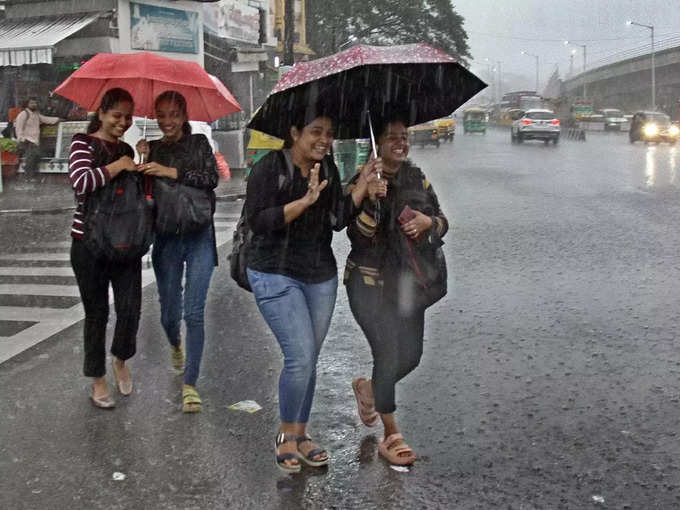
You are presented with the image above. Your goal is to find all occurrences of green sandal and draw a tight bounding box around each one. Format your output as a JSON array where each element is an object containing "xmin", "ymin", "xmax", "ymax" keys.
[
  {"xmin": 182, "ymin": 386, "xmax": 201, "ymax": 413},
  {"xmin": 171, "ymin": 345, "xmax": 185, "ymax": 374}
]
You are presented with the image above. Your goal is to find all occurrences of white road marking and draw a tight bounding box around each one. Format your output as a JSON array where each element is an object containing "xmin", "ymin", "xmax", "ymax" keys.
[{"xmin": 0, "ymin": 221, "xmax": 237, "ymax": 364}]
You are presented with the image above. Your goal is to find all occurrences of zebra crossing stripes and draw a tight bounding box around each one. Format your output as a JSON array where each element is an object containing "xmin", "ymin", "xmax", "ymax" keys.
[{"xmin": 0, "ymin": 214, "xmax": 238, "ymax": 365}]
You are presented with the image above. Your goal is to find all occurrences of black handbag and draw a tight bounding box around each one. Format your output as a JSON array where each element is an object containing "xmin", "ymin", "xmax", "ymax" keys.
[{"xmin": 152, "ymin": 177, "xmax": 213, "ymax": 236}]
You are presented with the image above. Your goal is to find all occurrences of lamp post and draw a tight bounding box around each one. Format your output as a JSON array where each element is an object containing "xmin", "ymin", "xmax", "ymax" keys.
[
  {"xmin": 496, "ymin": 60, "xmax": 503, "ymax": 105},
  {"xmin": 521, "ymin": 51, "xmax": 539, "ymax": 93},
  {"xmin": 627, "ymin": 20, "xmax": 655, "ymax": 109},
  {"xmin": 564, "ymin": 41, "xmax": 587, "ymax": 98}
]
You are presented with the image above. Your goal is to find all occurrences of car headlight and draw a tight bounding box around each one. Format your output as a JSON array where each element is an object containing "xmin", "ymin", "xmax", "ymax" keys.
[
  {"xmin": 644, "ymin": 123, "xmax": 659, "ymax": 137},
  {"xmin": 669, "ymin": 125, "xmax": 680, "ymax": 137}
]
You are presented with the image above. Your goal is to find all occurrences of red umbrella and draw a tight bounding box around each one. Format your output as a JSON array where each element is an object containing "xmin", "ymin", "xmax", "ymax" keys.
[
  {"xmin": 248, "ymin": 43, "xmax": 486, "ymax": 142},
  {"xmin": 53, "ymin": 52, "xmax": 241, "ymax": 122}
]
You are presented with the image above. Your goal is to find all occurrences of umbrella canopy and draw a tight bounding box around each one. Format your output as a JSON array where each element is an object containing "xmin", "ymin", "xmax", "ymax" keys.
[
  {"xmin": 53, "ymin": 52, "xmax": 241, "ymax": 122},
  {"xmin": 248, "ymin": 43, "xmax": 486, "ymax": 140}
]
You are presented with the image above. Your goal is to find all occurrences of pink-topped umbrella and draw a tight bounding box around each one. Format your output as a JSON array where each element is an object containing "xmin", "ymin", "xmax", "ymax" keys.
[
  {"xmin": 53, "ymin": 52, "xmax": 241, "ymax": 122},
  {"xmin": 248, "ymin": 43, "xmax": 486, "ymax": 142}
]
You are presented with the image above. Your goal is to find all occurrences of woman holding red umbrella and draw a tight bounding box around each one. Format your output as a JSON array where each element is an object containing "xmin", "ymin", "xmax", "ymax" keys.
[
  {"xmin": 69, "ymin": 88, "xmax": 141, "ymax": 408},
  {"xmin": 137, "ymin": 91, "xmax": 219, "ymax": 414}
]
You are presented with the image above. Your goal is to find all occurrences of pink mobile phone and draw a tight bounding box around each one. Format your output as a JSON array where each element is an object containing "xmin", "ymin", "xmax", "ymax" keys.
[{"xmin": 398, "ymin": 205, "xmax": 417, "ymax": 225}]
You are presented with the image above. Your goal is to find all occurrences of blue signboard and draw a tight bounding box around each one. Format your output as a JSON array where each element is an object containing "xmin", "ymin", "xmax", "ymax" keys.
[{"xmin": 130, "ymin": 2, "xmax": 199, "ymax": 54}]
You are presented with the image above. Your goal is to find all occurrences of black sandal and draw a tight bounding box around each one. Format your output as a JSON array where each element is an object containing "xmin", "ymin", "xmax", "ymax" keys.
[
  {"xmin": 296, "ymin": 434, "xmax": 329, "ymax": 467},
  {"xmin": 275, "ymin": 432, "xmax": 301, "ymax": 473}
]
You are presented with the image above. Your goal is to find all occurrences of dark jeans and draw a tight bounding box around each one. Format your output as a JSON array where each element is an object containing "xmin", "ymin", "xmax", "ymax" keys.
[
  {"xmin": 18, "ymin": 141, "xmax": 41, "ymax": 178},
  {"xmin": 70, "ymin": 239, "xmax": 141, "ymax": 378},
  {"xmin": 152, "ymin": 226, "xmax": 215, "ymax": 386},
  {"xmin": 346, "ymin": 268, "xmax": 424, "ymax": 414}
]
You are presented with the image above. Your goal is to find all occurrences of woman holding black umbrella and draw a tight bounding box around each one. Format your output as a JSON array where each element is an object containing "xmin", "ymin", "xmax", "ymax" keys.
[
  {"xmin": 245, "ymin": 106, "xmax": 377, "ymax": 472},
  {"xmin": 345, "ymin": 116, "xmax": 449, "ymax": 465}
]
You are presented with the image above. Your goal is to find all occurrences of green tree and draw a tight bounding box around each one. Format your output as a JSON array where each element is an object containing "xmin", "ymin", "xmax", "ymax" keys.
[{"xmin": 306, "ymin": 0, "xmax": 471, "ymax": 62}]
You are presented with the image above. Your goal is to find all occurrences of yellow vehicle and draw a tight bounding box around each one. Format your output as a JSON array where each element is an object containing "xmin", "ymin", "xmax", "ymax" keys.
[
  {"xmin": 434, "ymin": 115, "xmax": 455, "ymax": 142},
  {"xmin": 408, "ymin": 122, "xmax": 439, "ymax": 148},
  {"xmin": 245, "ymin": 129, "xmax": 283, "ymax": 175}
]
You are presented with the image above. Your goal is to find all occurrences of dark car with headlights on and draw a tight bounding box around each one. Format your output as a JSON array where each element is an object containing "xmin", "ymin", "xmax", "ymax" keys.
[
  {"xmin": 629, "ymin": 111, "xmax": 678, "ymax": 144},
  {"xmin": 511, "ymin": 109, "xmax": 560, "ymax": 144}
]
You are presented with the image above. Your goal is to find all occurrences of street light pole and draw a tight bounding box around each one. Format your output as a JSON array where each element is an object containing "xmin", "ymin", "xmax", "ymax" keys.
[
  {"xmin": 565, "ymin": 41, "xmax": 587, "ymax": 98},
  {"xmin": 496, "ymin": 61, "xmax": 503, "ymax": 104},
  {"xmin": 627, "ymin": 20, "xmax": 655, "ymax": 109},
  {"xmin": 522, "ymin": 51, "xmax": 539, "ymax": 93}
]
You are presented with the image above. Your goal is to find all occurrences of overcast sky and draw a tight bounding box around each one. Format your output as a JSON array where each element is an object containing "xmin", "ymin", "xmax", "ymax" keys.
[{"xmin": 452, "ymin": 0, "xmax": 680, "ymax": 92}]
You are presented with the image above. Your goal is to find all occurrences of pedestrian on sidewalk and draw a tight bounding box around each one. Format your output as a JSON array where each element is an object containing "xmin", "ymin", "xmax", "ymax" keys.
[
  {"xmin": 14, "ymin": 97, "xmax": 60, "ymax": 182},
  {"xmin": 345, "ymin": 117, "xmax": 449, "ymax": 465},
  {"xmin": 245, "ymin": 106, "xmax": 374, "ymax": 472},
  {"xmin": 136, "ymin": 91, "xmax": 218, "ymax": 413},
  {"xmin": 69, "ymin": 88, "xmax": 141, "ymax": 408}
]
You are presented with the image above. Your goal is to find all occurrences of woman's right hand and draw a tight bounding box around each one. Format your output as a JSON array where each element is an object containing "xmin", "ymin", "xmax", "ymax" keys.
[
  {"xmin": 106, "ymin": 155, "xmax": 137, "ymax": 178},
  {"xmin": 367, "ymin": 173, "xmax": 387, "ymax": 202},
  {"xmin": 304, "ymin": 163, "xmax": 328, "ymax": 205}
]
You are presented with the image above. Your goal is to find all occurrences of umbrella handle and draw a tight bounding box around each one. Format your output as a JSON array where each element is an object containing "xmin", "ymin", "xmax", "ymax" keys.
[
  {"xmin": 140, "ymin": 116, "xmax": 148, "ymax": 164},
  {"xmin": 367, "ymin": 113, "xmax": 381, "ymax": 180}
]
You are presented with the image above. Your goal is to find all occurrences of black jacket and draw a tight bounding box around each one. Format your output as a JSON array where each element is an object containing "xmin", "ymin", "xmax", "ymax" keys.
[{"xmin": 148, "ymin": 133, "xmax": 219, "ymax": 264}]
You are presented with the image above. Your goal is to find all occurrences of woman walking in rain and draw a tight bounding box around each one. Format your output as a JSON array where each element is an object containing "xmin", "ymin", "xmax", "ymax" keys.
[
  {"xmin": 69, "ymin": 88, "xmax": 140, "ymax": 408},
  {"xmin": 136, "ymin": 91, "xmax": 218, "ymax": 413},
  {"xmin": 245, "ymin": 106, "xmax": 375, "ymax": 472},
  {"xmin": 345, "ymin": 116, "xmax": 449, "ymax": 465}
]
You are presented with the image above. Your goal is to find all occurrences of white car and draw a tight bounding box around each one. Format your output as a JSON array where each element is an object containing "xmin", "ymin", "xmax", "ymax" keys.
[
  {"xmin": 598, "ymin": 109, "xmax": 628, "ymax": 131},
  {"xmin": 511, "ymin": 109, "xmax": 560, "ymax": 145}
]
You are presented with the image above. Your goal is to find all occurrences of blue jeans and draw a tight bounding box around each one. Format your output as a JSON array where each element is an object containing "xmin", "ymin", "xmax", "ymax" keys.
[
  {"xmin": 247, "ymin": 268, "xmax": 337, "ymax": 423},
  {"xmin": 153, "ymin": 226, "xmax": 215, "ymax": 386}
]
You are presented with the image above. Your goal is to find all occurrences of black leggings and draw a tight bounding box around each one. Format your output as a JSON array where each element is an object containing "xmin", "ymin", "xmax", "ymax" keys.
[
  {"xmin": 346, "ymin": 268, "xmax": 424, "ymax": 414},
  {"xmin": 70, "ymin": 239, "xmax": 141, "ymax": 377}
]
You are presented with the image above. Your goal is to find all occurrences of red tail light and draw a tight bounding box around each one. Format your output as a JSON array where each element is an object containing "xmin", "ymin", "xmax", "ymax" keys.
[
  {"xmin": 551, "ymin": 119, "xmax": 560, "ymax": 125},
  {"xmin": 521, "ymin": 119, "xmax": 533, "ymax": 125}
]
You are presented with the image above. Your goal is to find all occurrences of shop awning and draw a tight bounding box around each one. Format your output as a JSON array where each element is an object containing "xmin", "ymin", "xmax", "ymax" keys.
[{"xmin": 0, "ymin": 13, "xmax": 100, "ymax": 66}]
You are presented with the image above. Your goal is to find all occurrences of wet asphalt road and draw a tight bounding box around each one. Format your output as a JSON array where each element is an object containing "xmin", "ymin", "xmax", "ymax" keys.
[{"xmin": 3, "ymin": 128, "xmax": 680, "ymax": 509}]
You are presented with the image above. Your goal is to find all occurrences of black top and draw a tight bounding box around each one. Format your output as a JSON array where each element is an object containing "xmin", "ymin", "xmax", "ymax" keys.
[
  {"xmin": 245, "ymin": 150, "xmax": 357, "ymax": 283},
  {"xmin": 148, "ymin": 133, "xmax": 219, "ymax": 265}
]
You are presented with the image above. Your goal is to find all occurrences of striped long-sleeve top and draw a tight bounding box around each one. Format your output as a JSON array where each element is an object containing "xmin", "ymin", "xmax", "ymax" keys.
[{"xmin": 68, "ymin": 133, "xmax": 134, "ymax": 239}]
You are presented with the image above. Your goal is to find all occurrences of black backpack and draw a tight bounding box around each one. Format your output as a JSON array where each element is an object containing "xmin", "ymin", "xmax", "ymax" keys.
[
  {"xmin": 229, "ymin": 150, "xmax": 296, "ymax": 291},
  {"xmin": 82, "ymin": 138, "xmax": 154, "ymax": 262}
]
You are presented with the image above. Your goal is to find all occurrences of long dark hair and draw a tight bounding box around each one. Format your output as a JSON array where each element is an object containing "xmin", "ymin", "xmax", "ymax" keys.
[
  {"xmin": 155, "ymin": 90, "xmax": 192, "ymax": 137},
  {"xmin": 87, "ymin": 88, "xmax": 134, "ymax": 134}
]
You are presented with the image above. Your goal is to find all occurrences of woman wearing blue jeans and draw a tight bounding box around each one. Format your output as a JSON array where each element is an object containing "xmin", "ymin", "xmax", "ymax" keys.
[
  {"xmin": 137, "ymin": 91, "xmax": 218, "ymax": 413},
  {"xmin": 245, "ymin": 108, "xmax": 375, "ymax": 472}
]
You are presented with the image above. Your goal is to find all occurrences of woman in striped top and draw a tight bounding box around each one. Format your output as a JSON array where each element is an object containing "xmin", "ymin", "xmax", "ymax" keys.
[{"xmin": 69, "ymin": 88, "xmax": 140, "ymax": 409}]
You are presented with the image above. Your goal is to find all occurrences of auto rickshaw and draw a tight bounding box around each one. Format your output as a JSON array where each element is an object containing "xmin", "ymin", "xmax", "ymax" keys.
[
  {"xmin": 408, "ymin": 121, "xmax": 439, "ymax": 148},
  {"xmin": 434, "ymin": 115, "xmax": 455, "ymax": 142},
  {"xmin": 463, "ymin": 107, "xmax": 488, "ymax": 134},
  {"xmin": 245, "ymin": 129, "xmax": 284, "ymax": 176}
]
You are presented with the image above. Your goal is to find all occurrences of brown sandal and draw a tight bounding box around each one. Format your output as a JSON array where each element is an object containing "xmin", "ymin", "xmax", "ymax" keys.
[
  {"xmin": 378, "ymin": 433, "xmax": 416, "ymax": 466},
  {"xmin": 351, "ymin": 377, "xmax": 379, "ymax": 427}
]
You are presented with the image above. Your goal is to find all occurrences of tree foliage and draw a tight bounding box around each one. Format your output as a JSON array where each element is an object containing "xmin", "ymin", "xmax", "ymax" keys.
[{"xmin": 306, "ymin": 0, "xmax": 471, "ymax": 62}]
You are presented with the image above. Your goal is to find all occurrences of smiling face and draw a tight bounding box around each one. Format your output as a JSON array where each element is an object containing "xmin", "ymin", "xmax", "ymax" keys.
[
  {"xmin": 98, "ymin": 101, "xmax": 133, "ymax": 141},
  {"xmin": 291, "ymin": 116, "xmax": 334, "ymax": 164},
  {"xmin": 155, "ymin": 99, "xmax": 187, "ymax": 142},
  {"xmin": 378, "ymin": 121, "xmax": 409, "ymax": 173}
]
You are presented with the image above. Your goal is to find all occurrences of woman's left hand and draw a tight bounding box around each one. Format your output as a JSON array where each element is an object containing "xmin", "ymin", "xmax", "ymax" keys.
[
  {"xmin": 401, "ymin": 210, "xmax": 433, "ymax": 241},
  {"xmin": 138, "ymin": 162, "xmax": 178, "ymax": 179}
]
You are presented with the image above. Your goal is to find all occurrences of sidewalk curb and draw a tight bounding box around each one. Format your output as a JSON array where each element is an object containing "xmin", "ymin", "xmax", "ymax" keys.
[
  {"xmin": 0, "ymin": 206, "xmax": 77, "ymax": 215},
  {"xmin": 215, "ymin": 192, "xmax": 246, "ymax": 202}
]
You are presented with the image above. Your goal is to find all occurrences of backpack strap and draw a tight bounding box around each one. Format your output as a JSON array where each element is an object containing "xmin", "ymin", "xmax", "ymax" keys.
[{"xmin": 280, "ymin": 149, "xmax": 295, "ymax": 191}]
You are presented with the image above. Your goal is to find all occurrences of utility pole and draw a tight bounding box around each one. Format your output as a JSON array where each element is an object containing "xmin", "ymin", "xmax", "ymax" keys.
[
  {"xmin": 627, "ymin": 20, "xmax": 655, "ymax": 109},
  {"xmin": 283, "ymin": 0, "xmax": 295, "ymax": 65}
]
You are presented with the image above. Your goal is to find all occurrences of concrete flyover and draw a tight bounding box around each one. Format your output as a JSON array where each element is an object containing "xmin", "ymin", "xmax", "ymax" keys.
[{"xmin": 562, "ymin": 45, "xmax": 680, "ymax": 114}]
